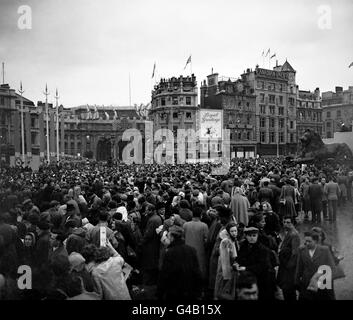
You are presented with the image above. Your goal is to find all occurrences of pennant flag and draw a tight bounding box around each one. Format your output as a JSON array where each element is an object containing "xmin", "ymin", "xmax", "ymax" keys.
[
  {"xmin": 265, "ymin": 48, "xmax": 270, "ymax": 57},
  {"xmin": 113, "ymin": 110, "xmax": 118, "ymax": 120},
  {"xmin": 184, "ymin": 55, "xmax": 191, "ymax": 70},
  {"xmin": 349, "ymin": 62, "xmax": 353, "ymax": 68},
  {"xmin": 270, "ymin": 53, "xmax": 276, "ymax": 59},
  {"xmin": 152, "ymin": 62, "xmax": 156, "ymax": 78},
  {"xmin": 104, "ymin": 111, "xmax": 110, "ymax": 120}
]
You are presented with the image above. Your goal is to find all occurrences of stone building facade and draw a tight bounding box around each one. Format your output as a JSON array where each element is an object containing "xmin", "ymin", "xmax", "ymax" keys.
[
  {"xmin": 1, "ymin": 83, "xmax": 146, "ymax": 168},
  {"xmin": 322, "ymin": 86, "xmax": 353, "ymax": 138},
  {"xmin": 150, "ymin": 75, "xmax": 199, "ymax": 161},
  {"xmin": 200, "ymin": 73, "xmax": 257, "ymax": 158},
  {"xmin": 240, "ymin": 61, "xmax": 298, "ymax": 156},
  {"xmin": 296, "ymin": 88, "xmax": 323, "ymax": 139}
]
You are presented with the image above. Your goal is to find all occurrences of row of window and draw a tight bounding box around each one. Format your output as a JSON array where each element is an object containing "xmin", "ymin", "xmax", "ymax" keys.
[
  {"xmin": 257, "ymin": 81, "xmax": 287, "ymax": 92},
  {"xmin": 298, "ymin": 101, "xmax": 320, "ymax": 108},
  {"xmin": 159, "ymin": 112, "xmax": 193, "ymax": 120},
  {"xmin": 230, "ymin": 131, "xmax": 253, "ymax": 141},
  {"xmin": 260, "ymin": 105, "xmax": 284, "ymax": 115},
  {"xmin": 259, "ymin": 117, "xmax": 289, "ymax": 128},
  {"xmin": 259, "ymin": 94, "xmax": 284, "ymax": 104},
  {"xmin": 259, "ymin": 132, "xmax": 295, "ymax": 143},
  {"xmin": 326, "ymin": 110, "xmax": 344, "ymax": 119},
  {"xmin": 155, "ymin": 96, "xmax": 192, "ymax": 107},
  {"xmin": 297, "ymin": 111, "xmax": 322, "ymax": 122}
]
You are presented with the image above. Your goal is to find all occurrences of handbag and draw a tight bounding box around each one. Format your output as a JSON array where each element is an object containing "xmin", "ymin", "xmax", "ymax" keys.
[{"xmin": 332, "ymin": 264, "xmax": 345, "ymax": 280}]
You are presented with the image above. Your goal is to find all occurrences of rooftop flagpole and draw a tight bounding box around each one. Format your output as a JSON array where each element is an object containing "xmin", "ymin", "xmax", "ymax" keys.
[
  {"xmin": 43, "ymin": 84, "xmax": 50, "ymax": 164},
  {"xmin": 18, "ymin": 82, "xmax": 25, "ymax": 165}
]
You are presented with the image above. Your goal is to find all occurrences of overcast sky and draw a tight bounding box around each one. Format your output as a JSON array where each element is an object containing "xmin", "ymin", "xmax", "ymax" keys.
[{"xmin": 0, "ymin": 0, "xmax": 352, "ymax": 107}]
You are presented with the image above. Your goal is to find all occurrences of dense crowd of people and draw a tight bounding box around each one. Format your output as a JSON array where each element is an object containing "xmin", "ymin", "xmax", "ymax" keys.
[{"xmin": 0, "ymin": 157, "xmax": 352, "ymax": 300}]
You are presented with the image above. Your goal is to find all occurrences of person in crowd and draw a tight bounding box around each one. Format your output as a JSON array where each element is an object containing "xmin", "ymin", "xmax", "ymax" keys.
[
  {"xmin": 324, "ymin": 177, "xmax": 340, "ymax": 222},
  {"xmin": 279, "ymin": 178, "xmax": 297, "ymax": 221},
  {"xmin": 183, "ymin": 206, "xmax": 209, "ymax": 284},
  {"xmin": 300, "ymin": 177, "xmax": 311, "ymax": 221},
  {"xmin": 157, "ymin": 225, "xmax": 202, "ymax": 300},
  {"xmin": 277, "ymin": 216, "xmax": 300, "ymax": 301},
  {"xmin": 320, "ymin": 177, "xmax": 329, "ymax": 221},
  {"xmin": 140, "ymin": 203, "xmax": 162, "ymax": 286},
  {"xmin": 235, "ymin": 271, "xmax": 259, "ymax": 300},
  {"xmin": 295, "ymin": 231, "xmax": 336, "ymax": 300},
  {"xmin": 308, "ymin": 177, "xmax": 323, "ymax": 224},
  {"xmin": 214, "ymin": 221, "xmax": 239, "ymax": 300},
  {"xmin": 236, "ymin": 227, "xmax": 274, "ymax": 300},
  {"xmin": 230, "ymin": 187, "xmax": 250, "ymax": 226},
  {"xmin": 258, "ymin": 181, "xmax": 273, "ymax": 204},
  {"xmin": 90, "ymin": 241, "xmax": 131, "ymax": 300}
]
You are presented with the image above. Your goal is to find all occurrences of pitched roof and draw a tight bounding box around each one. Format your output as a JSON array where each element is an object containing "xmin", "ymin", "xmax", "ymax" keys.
[{"xmin": 280, "ymin": 60, "xmax": 295, "ymax": 72}]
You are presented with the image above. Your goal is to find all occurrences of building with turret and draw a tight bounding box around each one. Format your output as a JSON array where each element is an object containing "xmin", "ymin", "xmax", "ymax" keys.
[
  {"xmin": 150, "ymin": 75, "xmax": 199, "ymax": 161},
  {"xmin": 240, "ymin": 61, "xmax": 298, "ymax": 155}
]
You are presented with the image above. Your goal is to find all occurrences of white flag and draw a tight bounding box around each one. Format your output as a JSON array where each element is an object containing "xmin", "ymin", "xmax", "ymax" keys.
[
  {"xmin": 184, "ymin": 55, "xmax": 191, "ymax": 70},
  {"xmin": 152, "ymin": 62, "xmax": 156, "ymax": 78}
]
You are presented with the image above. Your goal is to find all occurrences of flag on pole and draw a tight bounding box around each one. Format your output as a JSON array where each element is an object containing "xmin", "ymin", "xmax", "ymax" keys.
[
  {"xmin": 104, "ymin": 111, "xmax": 110, "ymax": 120},
  {"xmin": 265, "ymin": 48, "xmax": 270, "ymax": 57},
  {"xmin": 270, "ymin": 53, "xmax": 276, "ymax": 59},
  {"xmin": 113, "ymin": 110, "xmax": 118, "ymax": 120},
  {"xmin": 152, "ymin": 62, "xmax": 156, "ymax": 78},
  {"xmin": 184, "ymin": 55, "xmax": 192, "ymax": 70},
  {"xmin": 349, "ymin": 62, "xmax": 353, "ymax": 68},
  {"xmin": 262, "ymin": 50, "xmax": 265, "ymax": 57}
]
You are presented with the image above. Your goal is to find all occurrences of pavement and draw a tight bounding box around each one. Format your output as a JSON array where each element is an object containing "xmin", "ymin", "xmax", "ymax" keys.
[{"xmin": 296, "ymin": 201, "xmax": 353, "ymax": 300}]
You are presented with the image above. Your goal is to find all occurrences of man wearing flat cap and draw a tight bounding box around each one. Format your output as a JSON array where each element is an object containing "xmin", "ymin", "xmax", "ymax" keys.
[
  {"xmin": 157, "ymin": 225, "xmax": 202, "ymax": 300},
  {"xmin": 236, "ymin": 226, "xmax": 275, "ymax": 300}
]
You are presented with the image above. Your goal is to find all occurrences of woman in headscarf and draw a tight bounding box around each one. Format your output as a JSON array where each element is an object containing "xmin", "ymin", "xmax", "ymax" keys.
[
  {"xmin": 214, "ymin": 222, "xmax": 239, "ymax": 300},
  {"xmin": 20, "ymin": 232, "xmax": 36, "ymax": 267},
  {"xmin": 230, "ymin": 187, "xmax": 250, "ymax": 226}
]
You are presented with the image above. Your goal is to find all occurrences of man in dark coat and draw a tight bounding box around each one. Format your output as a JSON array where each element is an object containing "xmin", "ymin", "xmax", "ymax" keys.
[
  {"xmin": 308, "ymin": 177, "xmax": 323, "ymax": 223},
  {"xmin": 277, "ymin": 216, "xmax": 300, "ymax": 301},
  {"xmin": 295, "ymin": 231, "xmax": 336, "ymax": 300},
  {"xmin": 157, "ymin": 225, "xmax": 202, "ymax": 300},
  {"xmin": 236, "ymin": 227, "xmax": 275, "ymax": 300},
  {"xmin": 0, "ymin": 212, "xmax": 19, "ymax": 277},
  {"xmin": 258, "ymin": 181, "xmax": 273, "ymax": 204},
  {"xmin": 140, "ymin": 204, "xmax": 162, "ymax": 285}
]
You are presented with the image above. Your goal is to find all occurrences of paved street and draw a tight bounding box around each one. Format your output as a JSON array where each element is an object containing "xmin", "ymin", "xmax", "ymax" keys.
[{"xmin": 297, "ymin": 202, "xmax": 353, "ymax": 300}]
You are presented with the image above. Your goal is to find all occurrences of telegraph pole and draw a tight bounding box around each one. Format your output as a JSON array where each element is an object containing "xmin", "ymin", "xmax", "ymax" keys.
[
  {"xmin": 18, "ymin": 82, "xmax": 25, "ymax": 165},
  {"xmin": 55, "ymin": 88, "xmax": 60, "ymax": 163},
  {"xmin": 43, "ymin": 84, "xmax": 50, "ymax": 164}
]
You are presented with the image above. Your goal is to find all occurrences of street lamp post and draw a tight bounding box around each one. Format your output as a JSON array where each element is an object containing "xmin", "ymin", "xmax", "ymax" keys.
[
  {"xmin": 43, "ymin": 84, "xmax": 50, "ymax": 164},
  {"xmin": 277, "ymin": 114, "xmax": 280, "ymax": 158},
  {"xmin": 55, "ymin": 89, "xmax": 60, "ymax": 163},
  {"xmin": 18, "ymin": 82, "xmax": 25, "ymax": 165}
]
